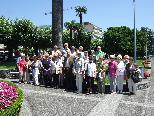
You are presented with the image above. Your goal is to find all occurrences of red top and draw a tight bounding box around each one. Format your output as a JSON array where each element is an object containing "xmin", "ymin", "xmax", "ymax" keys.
[{"xmin": 18, "ymin": 59, "xmax": 27, "ymax": 72}]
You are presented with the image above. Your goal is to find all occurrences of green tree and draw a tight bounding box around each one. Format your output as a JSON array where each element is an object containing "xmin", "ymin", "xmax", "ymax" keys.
[
  {"xmin": 12, "ymin": 19, "xmax": 36, "ymax": 47},
  {"xmin": 104, "ymin": 26, "xmax": 132, "ymax": 55},
  {"xmin": 64, "ymin": 20, "xmax": 83, "ymax": 47},
  {"xmin": 140, "ymin": 27, "xmax": 154, "ymax": 56},
  {"xmin": 0, "ymin": 16, "xmax": 14, "ymax": 58},
  {"xmin": 35, "ymin": 26, "xmax": 52, "ymax": 50},
  {"xmin": 91, "ymin": 38, "xmax": 104, "ymax": 50},
  {"xmin": 0, "ymin": 16, "xmax": 13, "ymax": 49},
  {"xmin": 135, "ymin": 28, "xmax": 147, "ymax": 58},
  {"xmin": 75, "ymin": 6, "xmax": 87, "ymax": 24}
]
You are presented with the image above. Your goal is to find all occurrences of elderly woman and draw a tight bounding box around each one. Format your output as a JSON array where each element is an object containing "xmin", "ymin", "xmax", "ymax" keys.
[
  {"xmin": 73, "ymin": 52, "xmax": 84, "ymax": 93},
  {"xmin": 18, "ymin": 55, "xmax": 27, "ymax": 84},
  {"xmin": 25, "ymin": 56, "xmax": 32, "ymax": 84},
  {"xmin": 108, "ymin": 55, "xmax": 117, "ymax": 94},
  {"xmin": 31, "ymin": 56, "xmax": 42, "ymax": 86},
  {"xmin": 96, "ymin": 56, "xmax": 107, "ymax": 94},
  {"xmin": 84, "ymin": 55, "xmax": 96, "ymax": 94},
  {"xmin": 116, "ymin": 54, "xmax": 125, "ymax": 94},
  {"xmin": 126, "ymin": 57, "xmax": 138, "ymax": 95},
  {"xmin": 42, "ymin": 54, "xmax": 52, "ymax": 87}
]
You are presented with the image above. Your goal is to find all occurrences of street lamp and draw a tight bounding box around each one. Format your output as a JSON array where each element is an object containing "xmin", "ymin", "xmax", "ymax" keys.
[{"xmin": 133, "ymin": 0, "xmax": 137, "ymax": 63}]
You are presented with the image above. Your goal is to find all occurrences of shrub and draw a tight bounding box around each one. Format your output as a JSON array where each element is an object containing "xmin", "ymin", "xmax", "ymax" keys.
[{"xmin": 0, "ymin": 80, "xmax": 23, "ymax": 116}]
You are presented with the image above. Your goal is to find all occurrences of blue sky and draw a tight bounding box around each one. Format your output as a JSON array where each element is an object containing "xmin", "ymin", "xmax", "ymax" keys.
[{"xmin": 0, "ymin": 0, "xmax": 154, "ymax": 31}]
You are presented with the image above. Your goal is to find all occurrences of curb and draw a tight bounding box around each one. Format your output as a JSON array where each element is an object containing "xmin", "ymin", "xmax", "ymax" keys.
[{"xmin": 19, "ymin": 97, "xmax": 32, "ymax": 116}]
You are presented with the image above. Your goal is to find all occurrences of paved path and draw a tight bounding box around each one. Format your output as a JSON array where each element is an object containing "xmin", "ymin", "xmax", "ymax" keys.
[
  {"xmin": 16, "ymin": 76, "xmax": 154, "ymax": 116},
  {"xmin": 15, "ymin": 78, "xmax": 153, "ymax": 116}
]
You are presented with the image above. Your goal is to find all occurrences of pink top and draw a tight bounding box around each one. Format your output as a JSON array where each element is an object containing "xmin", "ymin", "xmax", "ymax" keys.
[
  {"xmin": 109, "ymin": 60, "xmax": 117, "ymax": 78},
  {"xmin": 18, "ymin": 60, "xmax": 27, "ymax": 72}
]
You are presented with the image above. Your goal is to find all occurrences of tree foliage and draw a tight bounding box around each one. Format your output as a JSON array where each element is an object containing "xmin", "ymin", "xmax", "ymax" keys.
[
  {"xmin": 0, "ymin": 16, "xmax": 52, "ymax": 56},
  {"xmin": 104, "ymin": 26, "xmax": 147, "ymax": 57},
  {"xmin": 0, "ymin": 16, "xmax": 153, "ymax": 58},
  {"xmin": 0, "ymin": 16, "xmax": 13, "ymax": 47},
  {"xmin": 104, "ymin": 26, "xmax": 132, "ymax": 55},
  {"xmin": 140, "ymin": 27, "xmax": 154, "ymax": 55},
  {"xmin": 75, "ymin": 6, "xmax": 87, "ymax": 24}
]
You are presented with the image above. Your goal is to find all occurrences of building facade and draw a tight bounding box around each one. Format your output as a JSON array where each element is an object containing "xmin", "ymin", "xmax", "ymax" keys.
[{"xmin": 83, "ymin": 22, "xmax": 104, "ymax": 39}]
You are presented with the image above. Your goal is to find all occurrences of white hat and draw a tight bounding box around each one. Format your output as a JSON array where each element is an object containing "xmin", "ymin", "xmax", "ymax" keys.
[
  {"xmin": 20, "ymin": 53, "xmax": 25, "ymax": 56},
  {"xmin": 97, "ymin": 46, "xmax": 101, "ymax": 49},
  {"xmin": 124, "ymin": 55, "xmax": 129, "ymax": 59},
  {"xmin": 117, "ymin": 54, "xmax": 122, "ymax": 59},
  {"xmin": 79, "ymin": 46, "xmax": 83, "ymax": 49},
  {"xmin": 110, "ymin": 55, "xmax": 115, "ymax": 59}
]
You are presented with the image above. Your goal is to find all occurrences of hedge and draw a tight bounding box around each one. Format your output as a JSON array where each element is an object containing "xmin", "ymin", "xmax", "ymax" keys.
[{"xmin": 0, "ymin": 80, "xmax": 23, "ymax": 116}]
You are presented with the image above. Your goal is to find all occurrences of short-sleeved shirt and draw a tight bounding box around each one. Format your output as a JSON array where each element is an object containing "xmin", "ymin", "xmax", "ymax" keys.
[{"xmin": 96, "ymin": 51, "xmax": 104, "ymax": 61}]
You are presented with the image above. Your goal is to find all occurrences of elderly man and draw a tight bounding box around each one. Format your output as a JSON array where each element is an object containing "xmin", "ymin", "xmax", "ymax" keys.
[
  {"xmin": 95, "ymin": 46, "xmax": 105, "ymax": 62},
  {"xmin": 62, "ymin": 43, "xmax": 71, "ymax": 58}
]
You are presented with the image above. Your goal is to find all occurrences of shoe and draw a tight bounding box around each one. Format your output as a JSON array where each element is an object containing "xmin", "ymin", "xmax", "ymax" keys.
[
  {"xmin": 112, "ymin": 92, "xmax": 116, "ymax": 94},
  {"xmin": 86, "ymin": 93, "xmax": 90, "ymax": 95},
  {"xmin": 129, "ymin": 92, "xmax": 133, "ymax": 96},
  {"xmin": 19, "ymin": 82, "xmax": 21, "ymax": 84},
  {"xmin": 119, "ymin": 91, "xmax": 122, "ymax": 94},
  {"xmin": 131, "ymin": 92, "xmax": 136, "ymax": 95}
]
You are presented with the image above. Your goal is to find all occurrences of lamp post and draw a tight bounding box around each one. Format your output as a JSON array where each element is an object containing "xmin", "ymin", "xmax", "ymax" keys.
[
  {"xmin": 146, "ymin": 38, "xmax": 148, "ymax": 59},
  {"xmin": 133, "ymin": 0, "xmax": 137, "ymax": 63}
]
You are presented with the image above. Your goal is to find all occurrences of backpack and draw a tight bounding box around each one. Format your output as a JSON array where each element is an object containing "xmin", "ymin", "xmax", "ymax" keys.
[{"xmin": 131, "ymin": 69, "xmax": 140, "ymax": 83}]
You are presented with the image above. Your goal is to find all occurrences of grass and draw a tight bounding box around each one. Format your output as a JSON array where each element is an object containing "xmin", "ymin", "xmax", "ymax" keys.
[{"xmin": 0, "ymin": 61, "xmax": 16, "ymax": 70}]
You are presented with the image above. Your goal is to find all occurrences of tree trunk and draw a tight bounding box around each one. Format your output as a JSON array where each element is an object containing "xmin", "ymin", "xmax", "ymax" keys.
[
  {"xmin": 52, "ymin": 0, "xmax": 63, "ymax": 49},
  {"xmin": 79, "ymin": 13, "xmax": 82, "ymax": 25},
  {"xmin": 70, "ymin": 28, "xmax": 72, "ymax": 40}
]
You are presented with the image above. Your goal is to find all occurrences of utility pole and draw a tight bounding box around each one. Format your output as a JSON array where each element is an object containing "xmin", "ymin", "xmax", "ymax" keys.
[{"xmin": 133, "ymin": 0, "xmax": 137, "ymax": 63}]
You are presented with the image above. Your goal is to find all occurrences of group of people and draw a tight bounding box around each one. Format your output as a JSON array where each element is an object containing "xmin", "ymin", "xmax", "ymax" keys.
[{"xmin": 16, "ymin": 43, "xmax": 142, "ymax": 95}]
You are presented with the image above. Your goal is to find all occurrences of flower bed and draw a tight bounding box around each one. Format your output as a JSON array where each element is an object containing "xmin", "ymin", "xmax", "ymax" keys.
[{"xmin": 0, "ymin": 80, "xmax": 23, "ymax": 116}]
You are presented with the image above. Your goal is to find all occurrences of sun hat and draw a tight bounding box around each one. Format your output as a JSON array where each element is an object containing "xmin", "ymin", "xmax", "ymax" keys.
[
  {"xmin": 117, "ymin": 54, "xmax": 122, "ymax": 60},
  {"xmin": 97, "ymin": 46, "xmax": 101, "ymax": 49},
  {"xmin": 124, "ymin": 55, "xmax": 129, "ymax": 59},
  {"xmin": 110, "ymin": 55, "xmax": 115, "ymax": 59}
]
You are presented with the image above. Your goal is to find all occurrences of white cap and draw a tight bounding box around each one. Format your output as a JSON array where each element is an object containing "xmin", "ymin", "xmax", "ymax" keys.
[
  {"xmin": 110, "ymin": 55, "xmax": 115, "ymax": 59},
  {"xmin": 117, "ymin": 54, "xmax": 122, "ymax": 59},
  {"xmin": 20, "ymin": 53, "xmax": 25, "ymax": 56}
]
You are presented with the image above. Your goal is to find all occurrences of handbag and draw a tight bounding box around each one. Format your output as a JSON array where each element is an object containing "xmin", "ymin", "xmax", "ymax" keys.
[
  {"xmin": 131, "ymin": 70, "xmax": 140, "ymax": 83},
  {"xmin": 131, "ymin": 75, "xmax": 140, "ymax": 83}
]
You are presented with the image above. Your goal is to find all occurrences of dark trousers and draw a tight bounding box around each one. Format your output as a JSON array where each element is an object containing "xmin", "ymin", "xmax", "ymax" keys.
[
  {"xmin": 64, "ymin": 68, "xmax": 73, "ymax": 91},
  {"xmin": 85, "ymin": 76, "xmax": 94, "ymax": 93},
  {"xmin": 43, "ymin": 73, "xmax": 52, "ymax": 87},
  {"xmin": 53, "ymin": 73, "xmax": 59, "ymax": 88},
  {"xmin": 39, "ymin": 71, "xmax": 44, "ymax": 85},
  {"xmin": 97, "ymin": 77, "xmax": 105, "ymax": 93}
]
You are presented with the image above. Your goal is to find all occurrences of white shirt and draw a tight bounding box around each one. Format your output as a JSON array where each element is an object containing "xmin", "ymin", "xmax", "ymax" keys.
[
  {"xmin": 87, "ymin": 62, "xmax": 96, "ymax": 77},
  {"xmin": 54, "ymin": 59, "xmax": 63, "ymax": 74},
  {"xmin": 65, "ymin": 58, "xmax": 70, "ymax": 68},
  {"xmin": 73, "ymin": 58, "xmax": 84, "ymax": 74},
  {"xmin": 116, "ymin": 61, "xmax": 125, "ymax": 76}
]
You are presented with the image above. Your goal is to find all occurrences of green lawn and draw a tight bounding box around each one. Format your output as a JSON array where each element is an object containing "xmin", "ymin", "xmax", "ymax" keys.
[{"xmin": 0, "ymin": 61, "xmax": 16, "ymax": 70}]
